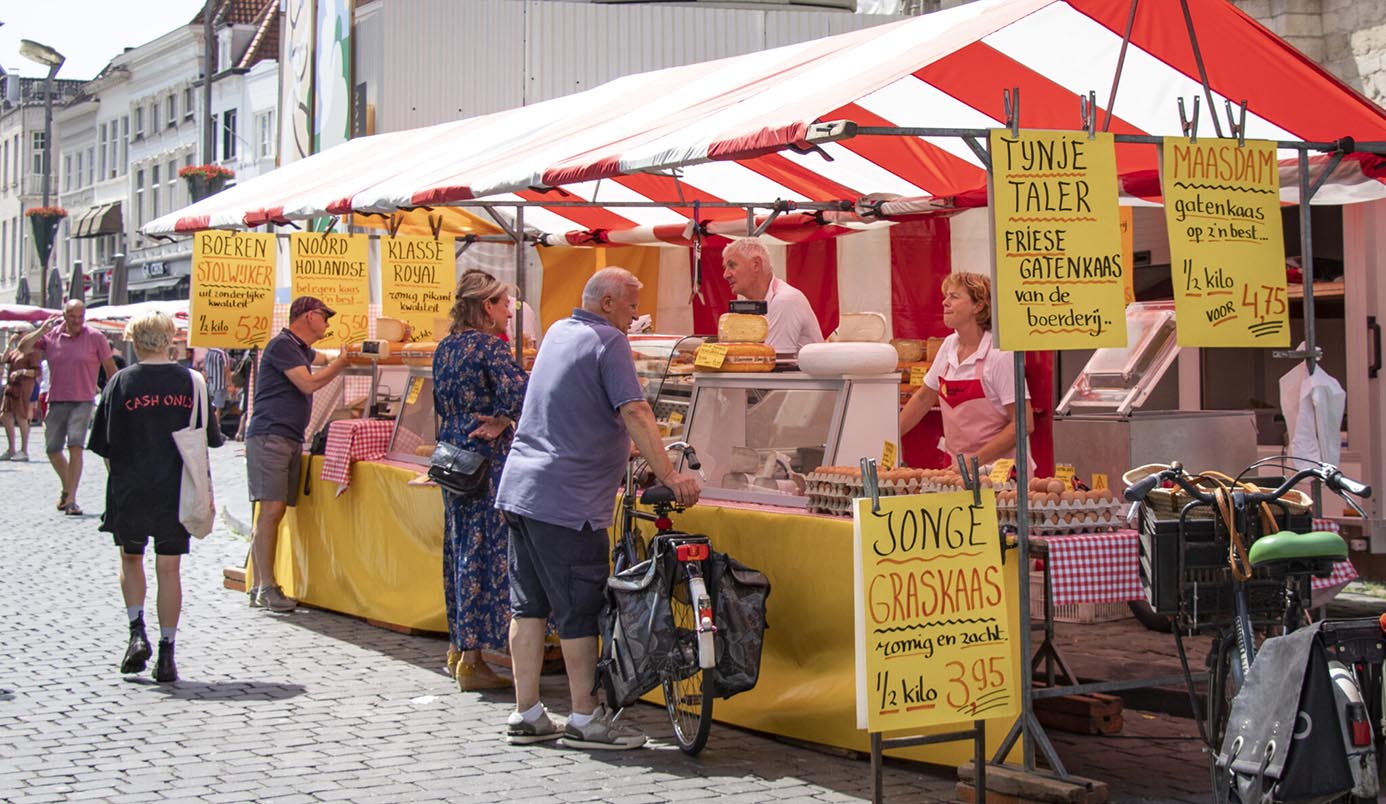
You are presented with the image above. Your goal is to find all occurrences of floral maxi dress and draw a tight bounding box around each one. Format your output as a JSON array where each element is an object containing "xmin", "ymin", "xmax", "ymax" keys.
[{"xmin": 432, "ymin": 330, "xmax": 528, "ymax": 652}]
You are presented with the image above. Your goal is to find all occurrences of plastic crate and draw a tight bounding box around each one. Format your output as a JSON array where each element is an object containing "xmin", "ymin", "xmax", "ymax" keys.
[
  {"xmin": 1137, "ymin": 501, "xmax": 1310, "ymax": 620},
  {"xmin": 1029, "ymin": 574, "xmax": 1131, "ymax": 624}
]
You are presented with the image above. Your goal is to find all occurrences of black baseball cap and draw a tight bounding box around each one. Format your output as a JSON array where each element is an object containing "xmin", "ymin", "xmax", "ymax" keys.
[{"xmin": 290, "ymin": 296, "xmax": 336, "ymax": 321}]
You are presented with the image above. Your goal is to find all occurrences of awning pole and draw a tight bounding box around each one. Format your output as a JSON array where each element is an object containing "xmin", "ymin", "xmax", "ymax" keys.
[
  {"xmin": 1102, "ymin": 0, "xmax": 1139, "ymax": 132},
  {"xmin": 513, "ymin": 205, "xmax": 525, "ymax": 364},
  {"xmin": 1179, "ymin": 0, "xmax": 1224, "ymax": 139}
]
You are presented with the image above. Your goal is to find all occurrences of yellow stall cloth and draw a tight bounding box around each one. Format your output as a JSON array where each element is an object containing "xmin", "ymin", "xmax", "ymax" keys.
[{"xmin": 256, "ymin": 459, "xmax": 1023, "ymax": 766}]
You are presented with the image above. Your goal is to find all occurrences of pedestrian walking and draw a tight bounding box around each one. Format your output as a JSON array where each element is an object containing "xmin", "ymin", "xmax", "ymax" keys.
[
  {"xmin": 18, "ymin": 300, "xmax": 118, "ymax": 516},
  {"xmin": 88, "ymin": 311, "xmax": 220, "ymax": 683},
  {"xmin": 244, "ymin": 296, "xmax": 349, "ymax": 612},
  {"xmin": 1, "ymin": 332, "xmax": 40, "ymax": 461}
]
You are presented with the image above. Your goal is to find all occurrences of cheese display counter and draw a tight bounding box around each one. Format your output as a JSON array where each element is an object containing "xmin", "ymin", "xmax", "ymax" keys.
[{"xmin": 260, "ymin": 332, "xmax": 1020, "ymax": 765}]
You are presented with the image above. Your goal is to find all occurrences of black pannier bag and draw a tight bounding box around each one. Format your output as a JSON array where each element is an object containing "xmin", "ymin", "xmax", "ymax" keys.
[
  {"xmin": 1217, "ymin": 622, "xmax": 1354, "ymax": 804},
  {"xmin": 598, "ymin": 551, "xmax": 679, "ymax": 709},
  {"xmin": 705, "ymin": 550, "xmax": 770, "ymax": 699}
]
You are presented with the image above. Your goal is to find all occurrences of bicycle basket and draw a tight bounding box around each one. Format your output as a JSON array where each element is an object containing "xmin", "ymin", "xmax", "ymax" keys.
[
  {"xmin": 598, "ymin": 547, "xmax": 679, "ymax": 709},
  {"xmin": 706, "ymin": 551, "xmax": 771, "ymax": 699}
]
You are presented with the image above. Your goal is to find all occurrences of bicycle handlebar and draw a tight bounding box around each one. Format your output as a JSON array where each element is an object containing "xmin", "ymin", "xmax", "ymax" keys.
[{"xmin": 1123, "ymin": 461, "xmax": 1372, "ymax": 505}]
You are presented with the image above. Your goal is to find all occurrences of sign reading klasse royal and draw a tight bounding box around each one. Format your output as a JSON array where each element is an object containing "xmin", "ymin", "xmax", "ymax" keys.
[{"xmin": 189, "ymin": 231, "xmax": 276, "ymax": 349}]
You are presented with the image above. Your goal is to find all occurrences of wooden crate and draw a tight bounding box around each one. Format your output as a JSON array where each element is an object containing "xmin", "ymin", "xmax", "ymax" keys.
[{"xmin": 1029, "ymin": 574, "xmax": 1130, "ymax": 624}]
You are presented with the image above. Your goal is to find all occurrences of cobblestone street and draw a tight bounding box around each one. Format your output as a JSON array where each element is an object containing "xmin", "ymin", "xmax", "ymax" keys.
[{"xmin": 0, "ymin": 437, "xmax": 968, "ymax": 804}]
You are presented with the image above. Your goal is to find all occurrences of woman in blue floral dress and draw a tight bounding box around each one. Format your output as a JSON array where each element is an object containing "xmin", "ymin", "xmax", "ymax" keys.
[{"xmin": 433, "ymin": 270, "xmax": 528, "ymax": 690}]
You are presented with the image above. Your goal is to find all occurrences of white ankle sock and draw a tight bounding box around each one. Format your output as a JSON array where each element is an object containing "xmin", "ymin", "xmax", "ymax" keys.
[
  {"xmin": 127, "ymin": 606, "xmax": 143, "ymax": 624},
  {"xmin": 519, "ymin": 702, "xmax": 545, "ymax": 723},
  {"xmin": 160, "ymin": 627, "xmax": 177, "ymax": 643},
  {"xmin": 568, "ymin": 710, "xmax": 596, "ymax": 727}
]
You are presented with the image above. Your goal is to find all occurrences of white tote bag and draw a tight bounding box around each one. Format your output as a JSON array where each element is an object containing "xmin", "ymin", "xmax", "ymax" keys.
[{"xmin": 172, "ymin": 368, "xmax": 216, "ymax": 538}]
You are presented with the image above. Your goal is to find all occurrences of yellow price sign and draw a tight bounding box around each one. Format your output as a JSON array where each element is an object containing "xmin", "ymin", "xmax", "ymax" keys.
[
  {"xmin": 694, "ymin": 343, "xmax": 728, "ymax": 369},
  {"xmin": 853, "ymin": 491, "xmax": 1018, "ymax": 732},
  {"xmin": 380, "ymin": 235, "xmax": 456, "ymax": 341},
  {"xmin": 668, "ymin": 410, "xmax": 684, "ymax": 426},
  {"xmin": 989, "ymin": 458, "xmax": 1015, "ymax": 485},
  {"xmin": 1090, "ymin": 472, "xmax": 1109, "ymax": 491},
  {"xmin": 405, "ymin": 377, "xmax": 423, "ymax": 406},
  {"xmin": 1161, "ymin": 138, "xmax": 1288, "ymax": 347},
  {"xmin": 290, "ymin": 232, "xmax": 370, "ymax": 348},
  {"xmin": 189, "ymin": 231, "xmax": 277, "ymax": 349},
  {"xmin": 990, "ymin": 129, "xmax": 1127, "ymax": 351},
  {"xmin": 909, "ymin": 365, "xmax": 928, "ymax": 386},
  {"xmin": 1055, "ymin": 463, "xmax": 1076, "ymax": 491},
  {"xmin": 881, "ymin": 441, "xmax": 897, "ymax": 471}
]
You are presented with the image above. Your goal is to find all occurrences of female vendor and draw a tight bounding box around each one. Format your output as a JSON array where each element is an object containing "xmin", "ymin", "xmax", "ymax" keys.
[{"xmin": 899, "ymin": 272, "xmax": 1032, "ymax": 467}]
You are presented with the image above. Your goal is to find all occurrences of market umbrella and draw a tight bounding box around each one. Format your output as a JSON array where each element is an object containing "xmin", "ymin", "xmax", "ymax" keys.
[
  {"xmin": 68, "ymin": 262, "xmax": 86, "ymax": 304},
  {"xmin": 0, "ymin": 303, "xmax": 55, "ymax": 324},
  {"xmin": 14, "ymin": 276, "xmax": 30, "ymax": 305},
  {"xmin": 44, "ymin": 267, "xmax": 62, "ymax": 310}
]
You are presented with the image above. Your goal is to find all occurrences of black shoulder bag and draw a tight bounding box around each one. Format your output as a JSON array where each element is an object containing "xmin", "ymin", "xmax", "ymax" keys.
[{"xmin": 428, "ymin": 441, "xmax": 491, "ymax": 496}]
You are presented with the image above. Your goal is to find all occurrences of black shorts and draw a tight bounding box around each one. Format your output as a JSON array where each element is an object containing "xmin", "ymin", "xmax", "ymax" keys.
[
  {"xmin": 505, "ymin": 512, "xmax": 609, "ymax": 639},
  {"xmin": 114, "ymin": 530, "xmax": 191, "ymax": 556}
]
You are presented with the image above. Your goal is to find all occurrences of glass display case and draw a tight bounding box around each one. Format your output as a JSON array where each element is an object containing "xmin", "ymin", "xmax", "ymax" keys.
[
  {"xmin": 629, "ymin": 333, "xmax": 700, "ymax": 439},
  {"xmin": 388, "ymin": 367, "xmax": 437, "ymax": 465},
  {"xmin": 678, "ymin": 371, "xmax": 899, "ymax": 508}
]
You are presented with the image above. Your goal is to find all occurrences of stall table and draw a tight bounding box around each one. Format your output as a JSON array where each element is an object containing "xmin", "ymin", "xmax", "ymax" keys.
[{"xmin": 320, "ymin": 418, "xmax": 397, "ymax": 492}]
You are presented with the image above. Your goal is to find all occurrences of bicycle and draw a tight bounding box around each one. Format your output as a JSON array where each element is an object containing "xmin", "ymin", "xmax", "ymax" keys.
[
  {"xmin": 1124, "ymin": 458, "xmax": 1382, "ymax": 803},
  {"xmin": 609, "ymin": 442, "xmax": 718, "ymax": 756}
]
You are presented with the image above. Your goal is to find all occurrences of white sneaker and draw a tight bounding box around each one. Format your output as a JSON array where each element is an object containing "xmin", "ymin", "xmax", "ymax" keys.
[
  {"xmin": 12, "ymin": 453, "xmax": 28, "ymax": 462},
  {"xmin": 557, "ymin": 705, "xmax": 647, "ymax": 750},
  {"xmin": 0, "ymin": 451, "xmax": 12, "ymax": 461}
]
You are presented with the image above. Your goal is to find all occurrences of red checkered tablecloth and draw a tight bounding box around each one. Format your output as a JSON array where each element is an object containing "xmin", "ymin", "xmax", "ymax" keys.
[
  {"xmin": 319, "ymin": 419, "xmax": 396, "ymax": 491},
  {"xmin": 1041, "ymin": 519, "xmax": 1357, "ymax": 607}
]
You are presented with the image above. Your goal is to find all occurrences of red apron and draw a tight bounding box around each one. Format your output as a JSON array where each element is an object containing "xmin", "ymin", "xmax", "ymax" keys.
[{"xmin": 938, "ymin": 338, "xmax": 1014, "ymax": 461}]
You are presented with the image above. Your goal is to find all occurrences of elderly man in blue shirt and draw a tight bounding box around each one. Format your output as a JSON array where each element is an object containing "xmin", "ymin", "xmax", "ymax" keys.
[{"xmin": 496, "ymin": 267, "xmax": 701, "ymax": 751}]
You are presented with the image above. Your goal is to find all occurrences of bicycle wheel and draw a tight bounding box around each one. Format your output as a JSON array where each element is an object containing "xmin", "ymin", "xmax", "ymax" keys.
[
  {"xmin": 1206, "ymin": 634, "xmax": 1238, "ymax": 750},
  {"xmin": 663, "ymin": 582, "xmax": 713, "ymax": 755}
]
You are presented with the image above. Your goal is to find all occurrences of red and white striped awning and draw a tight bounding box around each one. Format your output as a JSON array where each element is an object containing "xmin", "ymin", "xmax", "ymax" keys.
[{"xmin": 144, "ymin": 0, "xmax": 1386, "ymax": 245}]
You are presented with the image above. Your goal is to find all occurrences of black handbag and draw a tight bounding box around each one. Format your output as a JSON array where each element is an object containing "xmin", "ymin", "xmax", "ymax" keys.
[{"xmin": 428, "ymin": 441, "xmax": 491, "ymax": 496}]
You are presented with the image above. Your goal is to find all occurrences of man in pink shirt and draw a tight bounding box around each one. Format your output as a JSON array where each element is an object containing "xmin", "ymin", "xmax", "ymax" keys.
[{"xmin": 19, "ymin": 300, "xmax": 117, "ymax": 515}]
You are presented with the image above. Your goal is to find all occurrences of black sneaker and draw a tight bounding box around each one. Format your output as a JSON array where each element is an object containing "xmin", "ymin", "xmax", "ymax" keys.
[
  {"xmin": 153, "ymin": 640, "xmax": 177, "ymax": 683},
  {"xmin": 120, "ymin": 618, "xmax": 152, "ymax": 674}
]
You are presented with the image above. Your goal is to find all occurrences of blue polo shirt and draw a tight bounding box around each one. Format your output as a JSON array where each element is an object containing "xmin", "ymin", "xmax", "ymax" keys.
[
  {"xmin": 246, "ymin": 328, "xmax": 316, "ymax": 442},
  {"xmin": 497, "ymin": 309, "xmax": 644, "ymax": 531}
]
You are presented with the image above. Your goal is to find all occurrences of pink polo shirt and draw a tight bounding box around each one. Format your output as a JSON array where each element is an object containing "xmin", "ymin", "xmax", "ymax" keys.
[{"xmin": 39, "ymin": 326, "xmax": 112, "ymax": 403}]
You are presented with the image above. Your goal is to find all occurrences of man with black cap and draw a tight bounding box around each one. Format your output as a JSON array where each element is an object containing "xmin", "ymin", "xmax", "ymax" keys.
[{"xmin": 245, "ymin": 296, "xmax": 350, "ymax": 612}]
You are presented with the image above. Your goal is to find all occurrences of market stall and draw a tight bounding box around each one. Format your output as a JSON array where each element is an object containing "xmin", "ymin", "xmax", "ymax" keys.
[{"xmin": 145, "ymin": 0, "xmax": 1386, "ymax": 775}]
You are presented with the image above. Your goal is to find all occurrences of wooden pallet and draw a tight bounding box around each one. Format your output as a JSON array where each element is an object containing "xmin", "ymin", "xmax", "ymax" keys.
[
  {"xmin": 1033, "ymin": 691, "xmax": 1124, "ymax": 735},
  {"xmin": 956, "ymin": 760, "xmax": 1110, "ymax": 803}
]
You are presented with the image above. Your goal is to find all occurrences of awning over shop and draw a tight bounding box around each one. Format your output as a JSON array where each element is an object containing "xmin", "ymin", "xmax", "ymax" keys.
[
  {"xmin": 73, "ymin": 202, "xmax": 123, "ymax": 239},
  {"xmin": 142, "ymin": 0, "xmax": 1386, "ymax": 245},
  {"xmin": 126, "ymin": 275, "xmax": 187, "ymax": 292}
]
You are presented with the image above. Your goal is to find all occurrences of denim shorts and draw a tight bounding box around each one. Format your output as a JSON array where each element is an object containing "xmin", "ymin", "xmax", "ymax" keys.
[{"xmin": 505, "ymin": 512, "xmax": 609, "ymax": 639}]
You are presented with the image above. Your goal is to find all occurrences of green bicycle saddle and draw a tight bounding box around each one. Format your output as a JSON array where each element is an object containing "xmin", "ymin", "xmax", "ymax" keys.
[{"xmin": 1248, "ymin": 530, "xmax": 1348, "ymax": 568}]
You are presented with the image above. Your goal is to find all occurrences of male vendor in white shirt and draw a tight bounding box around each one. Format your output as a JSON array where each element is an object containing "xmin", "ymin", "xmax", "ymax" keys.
[{"xmin": 721, "ymin": 238, "xmax": 824, "ymax": 354}]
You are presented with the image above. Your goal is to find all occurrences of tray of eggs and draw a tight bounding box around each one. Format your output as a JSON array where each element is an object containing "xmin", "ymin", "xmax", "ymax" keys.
[
  {"xmin": 803, "ymin": 466, "xmax": 1017, "ymax": 517},
  {"xmin": 994, "ymin": 477, "xmax": 1126, "ymax": 534}
]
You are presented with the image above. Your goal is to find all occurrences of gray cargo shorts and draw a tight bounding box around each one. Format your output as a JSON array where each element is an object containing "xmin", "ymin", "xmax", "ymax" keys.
[{"xmin": 246, "ymin": 434, "xmax": 304, "ymax": 504}]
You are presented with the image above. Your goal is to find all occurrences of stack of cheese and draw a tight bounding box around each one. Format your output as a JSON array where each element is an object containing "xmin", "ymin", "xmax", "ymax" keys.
[
  {"xmin": 344, "ymin": 318, "xmax": 416, "ymax": 366},
  {"xmin": 693, "ymin": 313, "xmax": 776, "ymax": 372}
]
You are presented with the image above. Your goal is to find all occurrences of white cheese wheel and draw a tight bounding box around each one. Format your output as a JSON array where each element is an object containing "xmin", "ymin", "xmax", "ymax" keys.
[
  {"xmin": 890, "ymin": 338, "xmax": 925, "ymax": 363},
  {"xmin": 717, "ymin": 313, "xmax": 768, "ymax": 344},
  {"xmin": 797, "ymin": 342, "xmax": 898, "ymax": 377},
  {"xmin": 375, "ymin": 318, "xmax": 406, "ymax": 342},
  {"xmin": 830, "ymin": 312, "xmax": 888, "ymax": 343}
]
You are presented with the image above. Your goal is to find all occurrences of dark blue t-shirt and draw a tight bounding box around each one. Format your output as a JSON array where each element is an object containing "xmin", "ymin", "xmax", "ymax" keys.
[{"xmin": 246, "ymin": 329, "xmax": 316, "ymax": 442}]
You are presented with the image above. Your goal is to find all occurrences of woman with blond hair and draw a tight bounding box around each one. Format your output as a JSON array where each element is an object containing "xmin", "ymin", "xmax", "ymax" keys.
[
  {"xmin": 89, "ymin": 312, "xmax": 220, "ymax": 683},
  {"xmin": 433, "ymin": 270, "xmax": 528, "ymax": 689},
  {"xmin": 899, "ymin": 272, "xmax": 1033, "ymax": 468}
]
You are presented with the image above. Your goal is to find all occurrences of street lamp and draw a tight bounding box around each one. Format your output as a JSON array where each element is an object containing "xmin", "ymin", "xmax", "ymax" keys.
[{"xmin": 20, "ymin": 38, "xmax": 65, "ymax": 308}]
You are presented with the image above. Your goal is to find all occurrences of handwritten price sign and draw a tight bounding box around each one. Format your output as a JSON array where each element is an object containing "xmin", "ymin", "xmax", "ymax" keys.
[
  {"xmin": 380, "ymin": 236, "xmax": 455, "ymax": 341},
  {"xmin": 1162, "ymin": 138, "xmax": 1288, "ymax": 347},
  {"xmin": 190, "ymin": 231, "xmax": 277, "ymax": 348},
  {"xmin": 990, "ymin": 129, "xmax": 1127, "ymax": 351},
  {"xmin": 290, "ymin": 233, "xmax": 370, "ymax": 349},
  {"xmin": 853, "ymin": 490, "xmax": 1017, "ymax": 731}
]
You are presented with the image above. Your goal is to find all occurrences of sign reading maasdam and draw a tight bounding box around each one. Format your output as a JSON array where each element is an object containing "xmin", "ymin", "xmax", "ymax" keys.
[
  {"xmin": 854, "ymin": 490, "xmax": 1017, "ymax": 732},
  {"xmin": 189, "ymin": 231, "xmax": 276, "ymax": 348}
]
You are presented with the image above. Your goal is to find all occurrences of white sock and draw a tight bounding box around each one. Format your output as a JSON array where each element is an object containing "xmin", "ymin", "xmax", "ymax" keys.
[
  {"xmin": 568, "ymin": 710, "xmax": 596, "ymax": 727},
  {"xmin": 519, "ymin": 702, "xmax": 545, "ymax": 723},
  {"xmin": 160, "ymin": 626, "xmax": 177, "ymax": 643},
  {"xmin": 127, "ymin": 606, "xmax": 143, "ymax": 624}
]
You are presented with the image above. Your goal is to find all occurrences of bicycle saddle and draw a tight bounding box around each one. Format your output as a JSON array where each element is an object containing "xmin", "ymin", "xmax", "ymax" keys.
[
  {"xmin": 640, "ymin": 485, "xmax": 676, "ymax": 505},
  {"xmin": 1248, "ymin": 529, "xmax": 1348, "ymax": 577}
]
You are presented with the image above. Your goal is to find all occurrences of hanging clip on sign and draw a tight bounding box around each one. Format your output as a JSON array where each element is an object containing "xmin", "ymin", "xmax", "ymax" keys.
[{"xmin": 1178, "ymin": 96, "xmax": 1200, "ymax": 144}]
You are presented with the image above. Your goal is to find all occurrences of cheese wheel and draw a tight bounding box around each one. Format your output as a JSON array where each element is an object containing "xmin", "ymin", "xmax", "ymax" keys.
[
  {"xmin": 396, "ymin": 341, "xmax": 438, "ymax": 366},
  {"xmin": 693, "ymin": 342, "xmax": 776, "ymax": 372},
  {"xmin": 375, "ymin": 318, "xmax": 407, "ymax": 342},
  {"xmin": 344, "ymin": 342, "xmax": 403, "ymax": 366},
  {"xmin": 830, "ymin": 312, "xmax": 887, "ymax": 343},
  {"xmin": 798, "ymin": 342, "xmax": 898, "ymax": 377},
  {"xmin": 890, "ymin": 338, "xmax": 925, "ymax": 363},
  {"xmin": 717, "ymin": 313, "xmax": 768, "ymax": 344}
]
